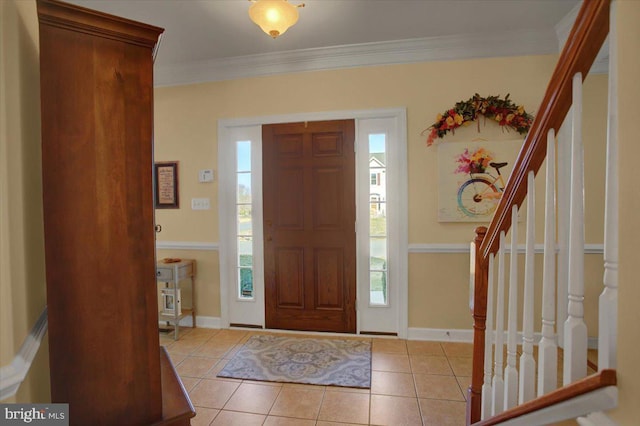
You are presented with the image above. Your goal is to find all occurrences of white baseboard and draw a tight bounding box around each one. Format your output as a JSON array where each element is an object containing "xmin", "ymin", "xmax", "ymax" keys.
[
  {"xmin": 159, "ymin": 315, "xmax": 221, "ymax": 329},
  {"xmin": 407, "ymin": 328, "xmax": 474, "ymax": 342}
]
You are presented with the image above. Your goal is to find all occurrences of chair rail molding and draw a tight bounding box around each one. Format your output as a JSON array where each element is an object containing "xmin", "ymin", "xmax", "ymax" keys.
[
  {"xmin": 156, "ymin": 241, "xmax": 219, "ymax": 251},
  {"xmin": 408, "ymin": 243, "xmax": 603, "ymax": 254}
]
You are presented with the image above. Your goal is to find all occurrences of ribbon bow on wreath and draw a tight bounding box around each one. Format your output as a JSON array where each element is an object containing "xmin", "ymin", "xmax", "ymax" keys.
[{"xmin": 422, "ymin": 93, "xmax": 534, "ymax": 147}]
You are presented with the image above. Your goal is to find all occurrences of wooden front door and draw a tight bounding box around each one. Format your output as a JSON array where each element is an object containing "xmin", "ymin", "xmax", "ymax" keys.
[{"xmin": 263, "ymin": 120, "xmax": 356, "ymax": 333}]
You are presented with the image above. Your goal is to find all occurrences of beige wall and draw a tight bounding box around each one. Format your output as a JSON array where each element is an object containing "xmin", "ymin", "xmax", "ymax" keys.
[
  {"xmin": 2, "ymin": 0, "xmax": 633, "ymax": 417},
  {"xmin": 611, "ymin": 0, "xmax": 640, "ymax": 423},
  {"xmin": 0, "ymin": 0, "xmax": 50, "ymax": 403},
  {"xmin": 155, "ymin": 54, "xmax": 607, "ymax": 333}
]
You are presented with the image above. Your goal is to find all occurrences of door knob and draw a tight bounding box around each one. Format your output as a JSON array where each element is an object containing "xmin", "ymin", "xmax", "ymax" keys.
[{"xmin": 155, "ymin": 225, "xmax": 162, "ymax": 233}]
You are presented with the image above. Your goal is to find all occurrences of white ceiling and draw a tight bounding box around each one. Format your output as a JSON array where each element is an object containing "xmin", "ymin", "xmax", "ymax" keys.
[{"xmin": 65, "ymin": 0, "xmax": 581, "ymax": 86}]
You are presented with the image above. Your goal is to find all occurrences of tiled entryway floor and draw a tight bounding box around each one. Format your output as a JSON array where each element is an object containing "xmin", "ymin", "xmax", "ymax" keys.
[{"xmin": 160, "ymin": 328, "xmax": 469, "ymax": 426}]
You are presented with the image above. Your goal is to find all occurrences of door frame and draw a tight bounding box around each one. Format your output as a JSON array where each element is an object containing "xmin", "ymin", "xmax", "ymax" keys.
[{"xmin": 218, "ymin": 108, "xmax": 408, "ymax": 338}]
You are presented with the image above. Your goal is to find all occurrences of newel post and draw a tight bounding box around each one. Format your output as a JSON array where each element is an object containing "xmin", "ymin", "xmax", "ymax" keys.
[{"xmin": 467, "ymin": 226, "xmax": 488, "ymax": 425}]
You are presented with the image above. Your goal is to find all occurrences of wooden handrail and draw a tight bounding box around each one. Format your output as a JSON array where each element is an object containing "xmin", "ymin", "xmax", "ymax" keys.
[
  {"xmin": 468, "ymin": 1, "xmax": 611, "ymax": 423},
  {"xmin": 473, "ymin": 370, "xmax": 616, "ymax": 426},
  {"xmin": 479, "ymin": 0, "xmax": 610, "ymax": 262}
]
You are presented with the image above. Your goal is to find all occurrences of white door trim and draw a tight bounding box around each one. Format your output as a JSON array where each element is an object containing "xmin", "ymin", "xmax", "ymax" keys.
[{"xmin": 218, "ymin": 108, "xmax": 408, "ymax": 337}]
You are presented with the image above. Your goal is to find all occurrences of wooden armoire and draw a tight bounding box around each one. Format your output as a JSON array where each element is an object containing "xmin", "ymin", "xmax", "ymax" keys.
[{"xmin": 37, "ymin": 1, "xmax": 194, "ymax": 424}]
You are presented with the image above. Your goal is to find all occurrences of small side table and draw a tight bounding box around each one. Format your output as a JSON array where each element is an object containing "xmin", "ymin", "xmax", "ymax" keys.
[{"xmin": 156, "ymin": 259, "xmax": 196, "ymax": 340}]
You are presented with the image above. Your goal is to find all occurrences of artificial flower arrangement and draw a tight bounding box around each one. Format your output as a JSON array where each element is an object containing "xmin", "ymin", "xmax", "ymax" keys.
[
  {"xmin": 454, "ymin": 147, "xmax": 495, "ymax": 174},
  {"xmin": 423, "ymin": 93, "xmax": 534, "ymax": 146}
]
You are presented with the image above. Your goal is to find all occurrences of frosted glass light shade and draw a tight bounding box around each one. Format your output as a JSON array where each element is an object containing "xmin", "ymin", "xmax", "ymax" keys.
[{"xmin": 249, "ymin": 0, "xmax": 302, "ymax": 39}]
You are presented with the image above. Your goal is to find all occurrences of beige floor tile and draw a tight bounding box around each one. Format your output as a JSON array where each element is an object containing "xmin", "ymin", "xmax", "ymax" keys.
[
  {"xmin": 406, "ymin": 340, "xmax": 445, "ymax": 356},
  {"xmin": 177, "ymin": 356, "xmax": 219, "ymax": 378},
  {"xmin": 263, "ymin": 416, "xmax": 315, "ymax": 426},
  {"xmin": 317, "ymin": 390, "xmax": 370, "ymax": 424},
  {"xmin": 448, "ymin": 356, "xmax": 473, "ymax": 377},
  {"xmin": 191, "ymin": 407, "xmax": 219, "ymax": 426},
  {"xmin": 210, "ymin": 410, "xmax": 265, "ymax": 426},
  {"xmin": 179, "ymin": 376, "xmax": 201, "ymax": 392},
  {"xmin": 241, "ymin": 379, "xmax": 283, "ymax": 387},
  {"xmin": 414, "ymin": 374, "xmax": 465, "ymax": 401},
  {"xmin": 371, "ymin": 353, "xmax": 411, "ymax": 373},
  {"xmin": 223, "ymin": 382, "xmax": 281, "ymax": 414},
  {"xmin": 370, "ymin": 394, "xmax": 422, "ymax": 426},
  {"xmin": 372, "ymin": 338, "xmax": 408, "ymax": 354},
  {"xmin": 166, "ymin": 350, "xmax": 188, "ymax": 365},
  {"xmin": 371, "ymin": 371, "xmax": 416, "ymax": 397},
  {"xmin": 213, "ymin": 329, "xmax": 249, "ymax": 343},
  {"xmin": 441, "ymin": 342, "xmax": 474, "ymax": 358},
  {"xmin": 203, "ymin": 359, "xmax": 230, "ymax": 379},
  {"xmin": 193, "ymin": 341, "xmax": 237, "ymax": 358},
  {"xmin": 419, "ymin": 398, "xmax": 467, "ymax": 426},
  {"xmin": 269, "ymin": 386, "xmax": 324, "ymax": 419},
  {"xmin": 409, "ymin": 355, "xmax": 453, "ymax": 375},
  {"xmin": 168, "ymin": 337, "xmax": 209, "ymax": 355},
  {"xmin": 189, "ymin": 379, "xmax": 240, "ymax": 409},
  {"xmin": 282, "ymin": 382, "xmax": 326, "ymax": 391},
  {"xmin": 325, "ymin": 385, "xmax": 369, "ymax": 394},
  {"xmin": 161, "ymin": 332, "xmax": 531, "ymax": 425},
  {"xmin": 159, "ymin": 335, "xmax": 176, "ymax": 346},
  {"xmin": 182, "ymin": 328, "xmax": 219, "ymax": 340}
]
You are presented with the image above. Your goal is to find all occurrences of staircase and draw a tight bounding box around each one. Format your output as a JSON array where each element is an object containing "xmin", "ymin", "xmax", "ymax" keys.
[{"xmin": 467, "ymin": 0, "xmax": 617, "ymax": 424}]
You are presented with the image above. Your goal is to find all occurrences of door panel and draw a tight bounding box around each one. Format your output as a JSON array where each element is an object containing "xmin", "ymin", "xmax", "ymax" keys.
[{"xmin": 263, "ymin": 120, "xmax": 356, "ymax": 333}]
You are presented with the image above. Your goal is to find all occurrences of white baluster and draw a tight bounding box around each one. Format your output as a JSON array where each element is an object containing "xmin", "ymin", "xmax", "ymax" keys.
[
  {"xmin": 599, "ymin": 0, "xmax": 618, "ymax": 371},
  {"xmin": 519, "ymin": 171, "xmax": 536, "ymax": 403},
  {"xmin": 492, "ymin": 232, "xmax": 506, "ymax": 415},
  {"xmin": 556, "ymin": 118, "xmax": 571, "ymax": 349},
  {"xmin": 563, "ymin": 72, "xmax": 588, "ymax": 385},
  {"xmin": 538, "ymin": 128, "xmax": 558, "ymax": 395},
  {"xmin": 504, "ymin": 205, "xmax": 519, "ymax": 409},
  {"xmin": 482, "ymin": 253, "xmax": 495, "ymax": 420}
]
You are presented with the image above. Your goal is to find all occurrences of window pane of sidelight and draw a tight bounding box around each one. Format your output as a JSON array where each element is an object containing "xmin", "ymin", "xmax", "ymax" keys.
[
  {"xmin": 236, "ymin": 140, "xmax": 254, "ymax": 300},
  {"xmin": 369, "ymin": 202, "xmax": 386, "ymax": 236},
  {"xmin": 370, "ymin": 237, "xmax": 387, "ymax": 268},
  {"xmin": 237, "ymin": 172, "xmax": 252, "ymax": 203},
  {"xmin": 238, "ymin": 268, "xmax": 253, "ymax": 298},
  {"xmin": 238, "ymin": 206, "xmax": 252, "ymax": 236},
  {"xmin": 238, "ymin": 236, "xmax": 252, "ymax": 259},
  {"xmin": 237, "ymin": 141, "xmax": 251, "ymax": 172},
  {"xmin": 369, "ymin": 134, "xmax": 388, "ymax": 306},
  {"xmin": 370, "ymin": 271, "xmax": 387, "ymax": 305}
]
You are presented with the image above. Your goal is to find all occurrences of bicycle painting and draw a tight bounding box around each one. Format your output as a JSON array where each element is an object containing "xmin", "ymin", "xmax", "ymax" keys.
[{"xmin": 438, "ymin": 141, "xmax": 521, "ymax": 222}]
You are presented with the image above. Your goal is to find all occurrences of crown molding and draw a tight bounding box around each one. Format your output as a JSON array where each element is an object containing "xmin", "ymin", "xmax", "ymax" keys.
[{"xmin": 154, "ymin": 29, "xmax": 558, "ymax": 87}]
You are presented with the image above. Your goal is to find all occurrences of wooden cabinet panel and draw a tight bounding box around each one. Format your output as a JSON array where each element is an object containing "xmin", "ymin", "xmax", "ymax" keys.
[{"xmin": 37, "ymin": 1, "xmax": 169, "ymax": 424}]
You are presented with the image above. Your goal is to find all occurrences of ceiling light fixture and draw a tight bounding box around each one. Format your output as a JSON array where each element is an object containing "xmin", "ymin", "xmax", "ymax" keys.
[{"xmin": 248, "ymin": 0, "xmax": 305, "ymax": 39}]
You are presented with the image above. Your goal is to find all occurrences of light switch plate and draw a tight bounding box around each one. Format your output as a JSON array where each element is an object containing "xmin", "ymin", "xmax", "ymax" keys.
[{"xmin": 191, "ymin": 198, "xmax": 210, "ymax": 210}]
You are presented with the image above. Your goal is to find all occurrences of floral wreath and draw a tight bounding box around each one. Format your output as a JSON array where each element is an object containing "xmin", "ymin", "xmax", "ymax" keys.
[{"xmin": 423, "ymin": 93, "xmax": 534, "ymax": 146}]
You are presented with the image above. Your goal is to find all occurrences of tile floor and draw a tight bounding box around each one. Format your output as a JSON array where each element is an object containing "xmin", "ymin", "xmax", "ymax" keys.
[{"xmin": 160, "ymin": 328, "xmax": 470, "ymax": 426}]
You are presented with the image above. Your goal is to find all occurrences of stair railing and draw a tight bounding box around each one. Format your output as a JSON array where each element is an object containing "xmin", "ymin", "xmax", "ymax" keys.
[
  {"xmin": 467, "ymin": 0, "xmax": 617, "ymax": 424},
  {"xmin": 0, "ymin": 306, "xmax": 48, "ymax": 401}
]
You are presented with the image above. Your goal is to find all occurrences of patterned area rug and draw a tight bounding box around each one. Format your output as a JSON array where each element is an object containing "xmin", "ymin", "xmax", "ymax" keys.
[{"xmin": 217, "ymin": 335, "xmax": 371, "ymax": 388}]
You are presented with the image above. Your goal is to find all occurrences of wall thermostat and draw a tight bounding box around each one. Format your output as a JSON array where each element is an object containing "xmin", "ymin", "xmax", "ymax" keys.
[{"xmin": 198, "ymin": 169, "xmax": 214, "ymax": 183}]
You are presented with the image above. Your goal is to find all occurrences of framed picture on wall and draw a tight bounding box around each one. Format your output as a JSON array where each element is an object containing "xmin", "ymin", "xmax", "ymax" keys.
[
  {"xmin": 155, "ymin": 161, "xmax": 179, "ymax": 209},
  {"xmin": 437, "ymin": 140, "xmax": 522, "ymax": 222}
]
